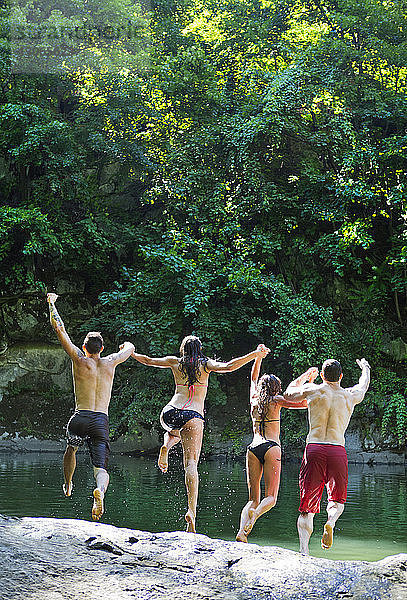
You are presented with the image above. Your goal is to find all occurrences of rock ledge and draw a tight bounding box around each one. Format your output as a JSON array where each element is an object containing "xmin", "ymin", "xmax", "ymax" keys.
[{"xmin": 0, "ymin": 516, "xmax": 406, "ymax": 600}]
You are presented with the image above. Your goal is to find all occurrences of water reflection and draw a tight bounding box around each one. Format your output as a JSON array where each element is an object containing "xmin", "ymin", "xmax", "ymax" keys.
[{"xmin": 0, "ymin": 451, "xmax": 405, "ymax": 561}]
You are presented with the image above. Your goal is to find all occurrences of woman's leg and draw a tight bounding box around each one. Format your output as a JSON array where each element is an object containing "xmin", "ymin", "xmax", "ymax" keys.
[
  {"xmin": 244, "ymin": 445, "xmax": 281, "ymax": 534},
  {"xmin": 158, "ymin": 430, "xmax": 181, "ymax": 473},
  {"xmin": 236, "ymin": 451, "xmax": 262, "ymax": 542},
  {"xmin": 179, "ymin": 418, "xmax": 204, "ymax": 533}
]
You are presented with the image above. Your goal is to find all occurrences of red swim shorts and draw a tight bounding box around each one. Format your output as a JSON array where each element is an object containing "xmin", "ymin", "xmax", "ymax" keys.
[{"xmin": 299, "ymin": 443, "xmax": 348, "ymax": 513}]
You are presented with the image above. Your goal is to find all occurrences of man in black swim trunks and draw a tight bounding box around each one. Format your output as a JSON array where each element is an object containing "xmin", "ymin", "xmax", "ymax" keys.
[{"xmin": 47, "ymin": 293, "xmax": 134, "ymax": 520}]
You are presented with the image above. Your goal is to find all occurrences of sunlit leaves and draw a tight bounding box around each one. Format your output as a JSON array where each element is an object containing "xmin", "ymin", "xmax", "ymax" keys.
[{"xmin": 1, "ymin": 0, "xmax": 406, "ymax": 443}]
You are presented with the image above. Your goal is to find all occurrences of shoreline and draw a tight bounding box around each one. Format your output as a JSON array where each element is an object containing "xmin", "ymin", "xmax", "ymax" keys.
[{"xmin": 0, "ymin": 434, "xmax": 406, "ymax": 465}]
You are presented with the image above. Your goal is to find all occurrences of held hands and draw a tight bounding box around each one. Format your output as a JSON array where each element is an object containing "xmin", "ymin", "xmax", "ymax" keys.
[
  {"xmin": 296, "ymin": 366, "xmax": 318, "ymax": 386},
  {"xmin": 119, "ymin": 342, "xmax": 134, "ymax": 351},
  {"xmin": 255, "ymin": 344, "xmax": 270, "ymax": 358},
  {"xmin": 47, "ymin": 293, "xmax": 58, "ymax": 304},
  {"xmin": 306, "ymin": 367, "xmax": 319, "ymax": 383},
  {"xmin": 356, "ymin": 358, "xmax": 371, "ymax": 370}
]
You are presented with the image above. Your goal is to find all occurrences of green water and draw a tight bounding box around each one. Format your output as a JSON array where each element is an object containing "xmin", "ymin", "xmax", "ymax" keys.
[{"xmin": 0, "ymin": 451, "xmax": 406, "ymax": 561}]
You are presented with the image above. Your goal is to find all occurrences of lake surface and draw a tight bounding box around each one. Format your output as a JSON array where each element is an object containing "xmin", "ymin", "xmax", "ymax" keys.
[{"xmin": 0, "ymin": 450, "xmax": 406, "ymax": 561}]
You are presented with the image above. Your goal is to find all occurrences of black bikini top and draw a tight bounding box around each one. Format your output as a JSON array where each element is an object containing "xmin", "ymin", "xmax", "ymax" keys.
[{"xmin": 254, "ymin": 418, "xmax": 280, "ymax": 438}]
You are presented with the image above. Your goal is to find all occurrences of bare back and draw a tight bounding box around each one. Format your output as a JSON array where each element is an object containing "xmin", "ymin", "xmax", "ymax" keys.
[
  {"xmin": 250, "ymin": 393, "xmax": 282, "ymax": 444},
  {"xmin": 72, "ymin": 356, "xmax": 118, "ymax": 414},
  {"xmin": 305, "ymin": 382, "xmax": 362, "ymax": 446},
  {"xmin": 168, "ymin": 359, "xmax": 211, "ymax": 414}
]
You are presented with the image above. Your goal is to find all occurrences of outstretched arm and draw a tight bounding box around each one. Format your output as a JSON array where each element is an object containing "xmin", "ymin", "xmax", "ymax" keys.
[
  {"xmin": 47, "ymin": 293, "xmax": 83, "ymax": 361},
  {"xmin": 284, "ymin": 367, "xmax": 318, "ymax": 402},
  {"xmin": 277, "ymin": 395, "xmax": 308, "ymax": 410},
  {"xmin": 131, "ymin": 352, "xmax": 178, "ymax": 368},
  {"xmin": 349, "ymin": 358, "xmax": 371, "ymax": 405},
  {"xmin": 207, "ymin": 344, "xmax": 270, "ymax": 374},
  {"xmin": 109, "ymin": 342, "xmax": 136, "ymax": 365}
]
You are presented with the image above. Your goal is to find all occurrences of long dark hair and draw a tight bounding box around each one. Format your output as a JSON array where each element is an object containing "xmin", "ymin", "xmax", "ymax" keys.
[
  {"xmin": 256, "ymin": 374, "xmax": 282, "ymax": 422},
  {"xmin": 178, "ymin": 335, "xmax": 208, "ymax": 386}
]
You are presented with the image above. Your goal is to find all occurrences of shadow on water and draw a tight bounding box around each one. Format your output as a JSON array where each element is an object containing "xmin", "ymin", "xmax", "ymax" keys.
[{"xmin": 0, "ymin": 450, "xmax": 406, "ymax": 561}]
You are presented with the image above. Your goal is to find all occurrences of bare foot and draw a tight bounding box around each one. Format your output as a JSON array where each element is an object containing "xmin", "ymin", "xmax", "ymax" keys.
[
  {"xmin": 158, "ymin": 446, "xmax": 168, "ymax": 473},
  {"xmin": 62, "ymin": 482, "xmax": 73, "ymax": 497},
  {"xmin": 243, "ymin": 508, "xmax": 257, "ymax": 535},
  {"xmin": 92, "ymin": 488, "xmax": 104, "ymax": 521},
  {"xmin": 185, "ymin": 509, "xmax": 196, "ymax": 533},
  {"xmin": 236, "ymin": 530, "xmax": 248, "ymax": 543},
  {"xmin": 321, "ymin": 523, "xmax": 333, "ymax": 549}
]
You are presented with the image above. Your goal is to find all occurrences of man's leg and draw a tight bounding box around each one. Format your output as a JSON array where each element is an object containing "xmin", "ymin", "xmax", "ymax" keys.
[
  {"xmin": 297, "ymin": 511, "xmax": 315, "ymax": 555},
  {"xmin": 89, "ymin": 432, "xmax": 110, "ymax": 521},
  {"xmin": 322, "ymin": 501, "xmax": 344, "ymax": 549},
  {"xmin": 298, "ymin": 444, "xmax": 326, "ymax": 554},
  {"xmin": 92, "ymin": 467, "xmax": 110, "ymax": 521},
  {"xmin": 323, "ymin": 445, "xmax": 348, "ymax": 549},
  {"xmin": 63, "ymin": 445, "xmax": 78, "ymax": 496}
]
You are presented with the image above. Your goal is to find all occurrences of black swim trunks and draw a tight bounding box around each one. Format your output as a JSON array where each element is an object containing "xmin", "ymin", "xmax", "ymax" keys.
[
  {"xmin": 160, "ymin": 406, "xmax": 204, "ymax": 431},
  {"xmin": 66, "ymin": 410, "xmax": 110, "ymax": 469},
  {"xmin": 248, "ymin": 440, "xmax": 280, "ymax": 465}
]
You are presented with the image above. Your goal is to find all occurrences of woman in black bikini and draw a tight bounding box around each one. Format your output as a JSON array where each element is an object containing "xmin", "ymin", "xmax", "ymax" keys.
[
  {"xmin": 132, "ymin": 336, "xmax": 269, "ymax": 533},
  {"xmin": 236, "ymin": 354, "xmax": 308, "ymax": 542}
]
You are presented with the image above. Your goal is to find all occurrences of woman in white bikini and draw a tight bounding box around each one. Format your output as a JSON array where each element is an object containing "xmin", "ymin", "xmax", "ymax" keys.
[
  {"xmin": 132, "ymin": 336, "xmax": 269, "ymax": 533},
  {"xmin": 236, "ymin": 355, "xmax": 316, "ymax": 542}
]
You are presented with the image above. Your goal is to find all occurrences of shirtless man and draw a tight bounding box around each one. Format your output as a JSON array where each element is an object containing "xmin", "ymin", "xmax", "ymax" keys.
[
  {"xmin": 47, "ymin": 293, "xmax": 135, "ymax": 520},
  {"xmin": 285, "ymin": 358, "xmax": 371, "ymax": 554}
]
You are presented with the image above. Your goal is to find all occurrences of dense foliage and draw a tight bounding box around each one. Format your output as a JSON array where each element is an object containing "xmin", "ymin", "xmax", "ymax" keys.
[{"xmin": 0, "ymin": 0, "xmax": 406, "ymax": 446}]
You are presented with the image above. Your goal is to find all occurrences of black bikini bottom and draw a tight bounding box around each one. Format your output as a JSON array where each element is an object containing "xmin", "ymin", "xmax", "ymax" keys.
[
  {"xmin": 161, "ymin": 407, "xmax": 204, "ymax": 431},
  {"xmin": 248, "ymin": 440, "xmax": 280, "ymax": 465}
]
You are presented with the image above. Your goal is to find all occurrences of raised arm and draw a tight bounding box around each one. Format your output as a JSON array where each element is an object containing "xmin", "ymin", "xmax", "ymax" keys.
[
  {"xmin": 348, "ymin": 358, "xmax": 371, "ymax": 405},
  {"xmin": 250, "ymin": 355, "xmax": 263, "ymax": 398},
  {"xmin": 284, "ymin": 367, "xmax": 318, "ymax": 402},
  {"xmin": 131, "ymin": 352, "xmax": 178, "ymax": 368},
  {"xmin": 108, "ymin": 342, "xmax": 136, "ymax": 365},
  {"xmin": 47, "ymin": 293, "xmax": 83, "ymax": 361},
  {"xmin": 207, "ymin": 344, "xmax": 270, "ymax": 374}
]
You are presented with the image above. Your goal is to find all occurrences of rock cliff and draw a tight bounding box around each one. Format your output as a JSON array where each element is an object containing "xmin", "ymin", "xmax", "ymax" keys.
[
  {"xmin": 0, "ymin": 343, "xmax": 71, "ymax": 403},
  {"xmin": 0, "ymin": 516, "xmax": 406, "ymax": 600}
]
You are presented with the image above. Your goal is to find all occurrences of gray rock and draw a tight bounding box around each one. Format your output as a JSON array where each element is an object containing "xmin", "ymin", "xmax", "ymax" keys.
[
  {"xmin": 0, "ymin": 343, "xmax": 71, "ymax": 402},
  {"xmin": 345, "ymin": 431, "xmax": 362, "ymax": 451},
  {"xmin": 0, "ymin": 517, "xmax": 406, "ymax": 600}
]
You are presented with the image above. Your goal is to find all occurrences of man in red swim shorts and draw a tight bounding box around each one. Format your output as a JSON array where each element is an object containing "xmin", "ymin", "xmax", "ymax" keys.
[{"xmin": 285, "ymin": 358, "xmax": 371, "ymax": 554}]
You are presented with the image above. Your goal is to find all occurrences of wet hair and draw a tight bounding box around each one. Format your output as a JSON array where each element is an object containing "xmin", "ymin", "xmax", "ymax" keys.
[
  {"xmin": 178, "ymin": 335, "xmax": 208, "ymax": 386},
  {"xmin": 322, "ymin": 359, "xmax": 342, "ymax": 382},
  {"xmin": 83, "ymin": 332, "xmax": 104, "ymax": 355},
  {"xmin": 256, "ymin": 374, "xmax": 282, "ymax": 422}
]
